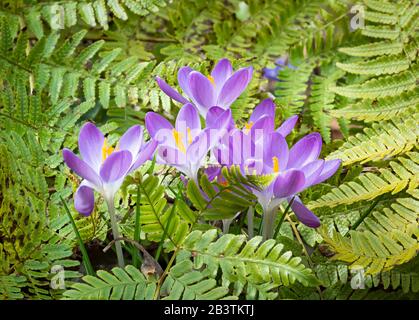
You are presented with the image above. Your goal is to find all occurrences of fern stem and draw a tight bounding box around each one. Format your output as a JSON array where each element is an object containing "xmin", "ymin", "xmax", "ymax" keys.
[
  {"xmin": 155, "ymin": 195, "xmax": 179, "ymax": 262},
  {"xmin": 350, "ymin": 196, "xmax": 382, "ymax": 231},
  {"xmin": 106, "ymin": 197, "xmax": 125, "ymax": 268},
  {"xmin": 273, "ymin": 197, "xmax": 295, "ymax": 239},
  {"xmin": 132, "ymin": 186, "xmax": 142, "ymax": 268},
  {"xmin": 60, "ymin": 196, "xmax": 94, "ymax": 276}
]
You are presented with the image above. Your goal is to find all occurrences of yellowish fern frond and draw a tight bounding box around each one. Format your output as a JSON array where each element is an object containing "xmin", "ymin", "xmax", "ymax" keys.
[
  {"xmin": 327, "ymin": 116, "xmax": 418, "ymax": 165},
  {"xmin": 309, "ymin": 152, "xmax": 419, "ymax": 209}
]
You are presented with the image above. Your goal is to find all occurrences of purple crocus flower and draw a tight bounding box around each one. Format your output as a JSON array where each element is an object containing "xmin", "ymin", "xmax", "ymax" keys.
[
  {"xmin": 209, "ymin": 107, "xmax": 340, "ymax": 238},
  {"xmin": 211, "ymin": 98, "xmax": 298, "ymax": 165},
  {"xmin": 247, "ymin": 132, "xmax": 340, "ymax": 238},
  {"xmin": 145, "ymin": 103, "xmax": 231, "ymax": 183},
  {"xmin": 156, "ymin": 58, "xmax": 253, "ymax": 117},
  {"xmin": 62, "ymin": 123, "xmax": 157, "ymax": 216}
]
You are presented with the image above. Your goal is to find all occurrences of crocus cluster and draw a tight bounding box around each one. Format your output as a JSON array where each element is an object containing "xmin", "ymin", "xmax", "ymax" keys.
[
  {"xmin": 208, "ymin": 100, "xmax": 341, "ymax": 238},
  {"xmin": 63, "ymin": 58, "xmax": 340, "ymax": 249}
]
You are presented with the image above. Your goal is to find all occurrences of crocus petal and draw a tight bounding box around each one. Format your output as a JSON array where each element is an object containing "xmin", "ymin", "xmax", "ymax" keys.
[
  {"xmin": 188, "ymin": 71, "xmax": 216, "ymax": 114},
  {"xmin": 242, "ymin": 158, "xmax": 264, "ymax": 176},
  {"xmin": 206, "ymin": 109, "xmax": 232, "ymax": 151},
  {"xmin": 249, "ymin": 99, "xmax": 275, "ymax": 123},
  {"xmin": 130, "ymin": 139, "xmax": 158, "ymax": 172},
  {"xmin": 176, "ymin": 103, "xmax": 201, "ymax": 132},
  {"xmin": 74, "ymin": 184, "xmax": 95, "ymax": 216},
  {"xmin": 275, "ymin": 58, "xmax": 287, "ymax": 66},
  {"xmin": 156, "ymin": 76, "xmax": 189, "ymax": 105},
  {"xmin": 178, "ymin": 66, "xmax": 193, "ymax": 97},
  {"xmin": 273, "ymin": 169, "xmax": 305, "ymax": 199},
  {"xmin": 118, "ymin": 125, "xmax": 143, "ymax": 157},
  {"xmin": 214, "ymin": 128, "xmax": 240, "ymax": 166},
  {"xmin": 217, "ymin": 66, "xmax": 252, "ymax": 108},
  {"xmin": 204, "ymin": 166, "xmax": 222, "ymax": 182},
  {"xmin": 187, "ymin": 129, "xmax": 211, "ymax": 163},
  {"xmin": 263, "ymin": 66, "xmax": 280, "ymax": 81},
  {"xmin": 211, "ymin": 58, "xmax": 233, "ymax": 89},
  {"xmin": 314, "ymin": 159, "xmax": 341, "ymax": 184},
  {"xmin": 287, "ymin": 132, "xmax": 322, "ymax": 169},
  {"xmin": 276, "ymin": 115, "xmax": 298, "ymax": 137},
  {"xmin": 206, "ymin": 106, "xmax": 234, "ymax": 130},
  {"xmin": 301, "ymin": 160, "xmax": 324, "ymax": 188},
  {"xmin": 158, "ymin": 145, "xmax": 186, "ymax": 166},
  {"xmin": 290, "ymin": 197, "xmax": 320, "ymax": 228},
  {"xmin": 63, "ymin": 149, "xmax": 102, "ymax": 187},
  {"xmin": 145, "ymin": 112, "xmax": 175, "ymax": 146},
  {"xmin": 263, "ymin": 132, "xmax": 289, "ymax": 174},
  {"xmin": 78, "ymin": 122, "xmax": 104, "ymax": 173},
  {"xmin": 100, "ymin": 150, "xmax": 132, "ymax": 183},
  {"xmin": 249, "ymin": 115, "xmax": 275, "ymax": 139}
]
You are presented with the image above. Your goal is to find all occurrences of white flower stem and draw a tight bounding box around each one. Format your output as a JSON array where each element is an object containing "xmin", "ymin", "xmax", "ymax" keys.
[
  {"xmin": 106, "ymin": 197, "xmax": 125, "ymax": 268},
  {"xmin": 262, "ymin": 208, "xmax": 276, "ymax": 241}
]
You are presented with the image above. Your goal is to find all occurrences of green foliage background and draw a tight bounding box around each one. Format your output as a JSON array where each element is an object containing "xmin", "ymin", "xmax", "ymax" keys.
[{"xmin": 0, "ymin": 0, "xmax": 417, "ymax": 300}]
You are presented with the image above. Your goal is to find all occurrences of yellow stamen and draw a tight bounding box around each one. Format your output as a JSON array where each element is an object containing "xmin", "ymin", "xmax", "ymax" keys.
[
  {"xmin": 102, "ymin": 138, "xmax": 114, "ymax": 161},
  {"xmin": 207, "ymin": 75, "xmax": 215, "ymax": 86},
  {"xmin": 187, "ymin": 127, "xmax": 193, "ymax": 145},
  {"xmin": 244, "ymin": 121, "xmax": 254, "ymax": 134},
  {"xmin": 172, "ymin": 129, "xmax": 186, "ymax": 153},
  {"xmin": 272, "ymin": 156, "xmax": 280, "ymax": 173}
]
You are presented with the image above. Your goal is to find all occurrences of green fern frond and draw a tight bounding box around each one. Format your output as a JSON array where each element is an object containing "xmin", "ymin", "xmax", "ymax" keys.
[
  {"xmin": 274, "ymin": 61, "xmax": 315, "ymax": 117},
  {"xmin": 128, "ymin": 174, "xmax": 193, "ymax": 248},
  {"xmin": 308, "ymin": 67, "xmax": 345, "ymax": 143},
  {"xmin": 338, "ymin": 41, "xmax": 404, "ymax": 57},
  {"xmin": 180, "ymin": 230, "xmax": 319, "ymax": 290},
  {"xmin": 309, "ymin": 152, "xmax": 419, "ymax": 209},
  {"xmin": 336, "ymin": 54, "xmax": 411, "ymax": 75},
  {"xmin": 161, "ymin": 259, "xmax": 235, "ymax": 300},
  {"xmin": 326, "ymin": 116, "xmax": 418, "ymax": 165},
  {"xmin": 363, "ymin": 0, "xmax": 402, "ymax": 14},
  {"xmin": 0, "ymin": 275, "xmax": 27, "ymax": 299},
  {"xmin": 63, "ymin": 265, "xmax": 156, "ymax": 300},
  {"xmin": 330, "ymin": 88, "xmax": 418, "ymax": 122},
  {"xmin": 331, "ymin": 66, "xmax": 417, "ymax": 99},
  {"xmin": 23, "ymin": 0, "xmax": 167, "ymax": 36},
  {"xmin": 187, "ymin": 166, "xmax": 259, "ymax": 220}
]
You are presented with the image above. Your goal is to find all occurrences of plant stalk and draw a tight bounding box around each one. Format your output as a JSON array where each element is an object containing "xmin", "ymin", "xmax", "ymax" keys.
[
  {"xmin": 247, "ymin": 206, "xmax": 254, "ymax": 238},
  {"xmin": 106, "ymin": 197, "xmax": 125, "ymax": 268},
  {"xmin": 262, "ymin": 208, "xmax": 276, "ymax": 241}
]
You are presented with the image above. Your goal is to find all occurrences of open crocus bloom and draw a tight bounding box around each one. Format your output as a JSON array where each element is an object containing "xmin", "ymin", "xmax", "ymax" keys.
[
  {"xmin": 63, "ymin": 123, "xmax": 157, "ymax": 216},
  {"xmin": 245, "ymin": 132, "xmax": 340, "ymax": 233},
  {"xmin": 156, "ymin": 58, "xmax": 253, "ymax": 117},
  {"xmin": 145, "ymin": 103, "xmax": 231, "ymax": 183},
  {"xmin": 210, "ymin": 108, "xmax": 340, "ymax": 235},
  {"xmin": 209, "ymin": 98, "xmax": 298, "ymax": 167}
]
